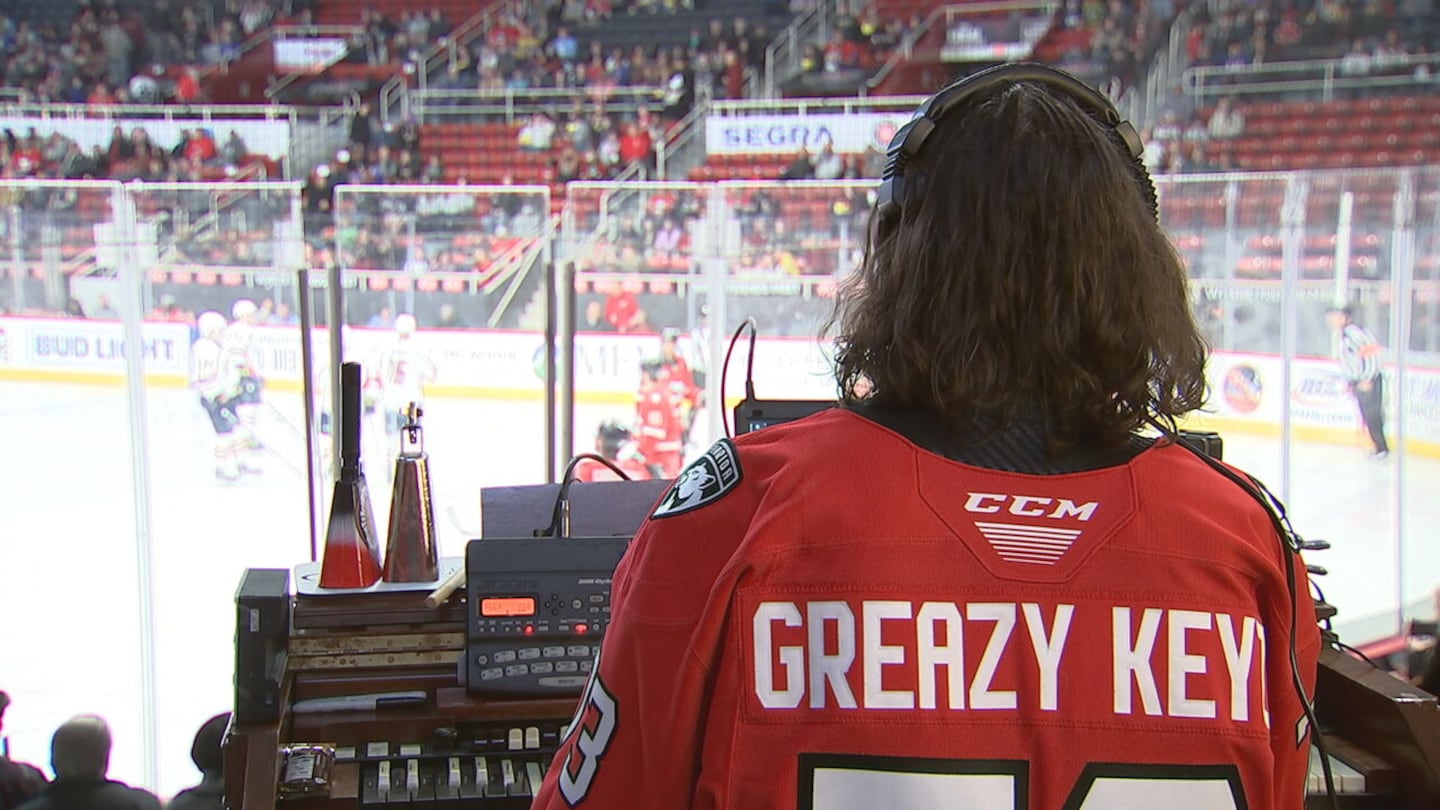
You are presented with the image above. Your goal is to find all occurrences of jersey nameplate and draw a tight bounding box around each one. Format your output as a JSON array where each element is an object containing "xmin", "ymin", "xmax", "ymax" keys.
[{"xmin": 652, "ymin": 439, "xmax": 742, "ymax": 519}]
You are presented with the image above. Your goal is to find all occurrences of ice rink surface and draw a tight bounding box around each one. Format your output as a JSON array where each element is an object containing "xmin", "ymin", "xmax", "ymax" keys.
[{"xmin": 1, "ymin": 379, "xmax": 1437, "ymax": 798}]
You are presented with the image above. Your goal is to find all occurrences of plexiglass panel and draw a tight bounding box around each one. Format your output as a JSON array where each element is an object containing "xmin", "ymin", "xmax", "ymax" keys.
[{"xmin": 332, "ymin": 183, "xmax": 552, "ymax": 547}]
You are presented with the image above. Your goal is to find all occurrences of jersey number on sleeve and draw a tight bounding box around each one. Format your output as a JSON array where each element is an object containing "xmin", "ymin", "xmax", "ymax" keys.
[
  {"xmin": 798, "ymin": 755, "xmax": 1246, "ymax": 810},
  {"xmin": 557, "ymin": 668, "xmax": 618, "ymax": 806}
]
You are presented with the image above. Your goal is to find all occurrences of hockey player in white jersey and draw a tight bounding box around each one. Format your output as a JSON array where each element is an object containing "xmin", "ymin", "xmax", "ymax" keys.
[
  {"xmin": 372, "ymin": 313, "xmax": 437, "ymax": 443},
  {"xmin": 223, "ymin": 299, "xmax": 265, "ymax": 472},
  {"xmin": 192, "ymin": 311, "xmax": 243, "ymax": 481}
]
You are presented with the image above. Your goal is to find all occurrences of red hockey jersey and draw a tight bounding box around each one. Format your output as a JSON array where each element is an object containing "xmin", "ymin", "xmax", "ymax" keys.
[
  {"xmin": 635, "ymin": 381, "xmax": 684, "ymax": 478},
  {"xmin": 533, "ymin": 409, "xmax": 1320, "ymax": 810},
  {"xmin": 656, "ymin": 357, "xmax": 701, "ymax": 411}
]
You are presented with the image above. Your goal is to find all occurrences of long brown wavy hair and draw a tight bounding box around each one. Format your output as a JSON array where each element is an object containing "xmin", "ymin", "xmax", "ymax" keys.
[{"xmin": 828, "ymin": 79, "xmax": 1208, "ymax": 452}]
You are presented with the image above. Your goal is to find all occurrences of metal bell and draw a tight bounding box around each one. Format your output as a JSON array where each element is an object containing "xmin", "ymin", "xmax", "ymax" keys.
[{"xmin": 383, "ymin": 403, "xmax": 438, "ymax": 583}]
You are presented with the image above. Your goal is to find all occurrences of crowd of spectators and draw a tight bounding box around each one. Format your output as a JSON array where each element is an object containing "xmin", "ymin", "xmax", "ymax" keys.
[
  {"xmin": 426, "ymin": 8, "xmax": 773, "ymax": 113},
  {"xmin": 1184, "ymin": 0, "xmax": 1438, "ymax": 73},
  {"xmin": 0, "ymin": 692, "xmax": 229, "ymax": 810},
  {"xmin": 1065, "ymin": 0, "xmax": 1179, "ymax": 93},
  {"xmin": 0, "ymin": 124, "xmax": 254, "ymax": 184},
  {"xmin": 514, "ymin": 102, "xmax": 668, "ymax": 182},
  {"xmin": 301, "ymin": 105, "xmax": 428, "ymax": 216},
  {"xmin": 350, "ymin": 7, "xmax": 452, "ymax": 69},
  {"xmin": 0, "ymin": 0, "xmax": 243, "ymax": 106},
  {"xmin": 789, "ymin": 2, "xmax": 910, "ymax": 92},
  {"xmin": 393, "ymin": 3, "xmax": 709, "ymax": 195},
  {"xmin": 797, "ymin": 4, "xmax": 915, "ymax": 81},
  {"xmin": 1136, "ymin": 95, "xmax": 1246, "ymax": 174}
]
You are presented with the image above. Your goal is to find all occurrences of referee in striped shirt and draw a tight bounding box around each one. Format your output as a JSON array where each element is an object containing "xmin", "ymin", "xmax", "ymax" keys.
[{"xmin": 1326, "ymin": 304, "xmax": 1390, "ymax": 457}]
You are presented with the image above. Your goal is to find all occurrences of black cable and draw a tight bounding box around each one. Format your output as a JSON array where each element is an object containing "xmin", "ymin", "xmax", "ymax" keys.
[
  {"xmin": 719, "ymin": 318, "xmax": 757, "ymax": 439},
  {"xmin": 1307, "ymin": 580, "xmax": 1335, "ymax": 633},
  {"xmin": 535, "ymin": 452, "xmax": 632, "ymax": 537},
  {"xmin": 1149, "ymin": 421, "xmax": 1339, "ymax": 810},
  {"xmin": 1332, "ymin": 639, "xmax": 1380, "ymax": 669}
]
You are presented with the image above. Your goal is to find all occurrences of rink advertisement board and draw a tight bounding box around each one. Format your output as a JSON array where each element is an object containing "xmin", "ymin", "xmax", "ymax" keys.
[
  {"xmin": 243, "ymin": 325, "xmax": 835, "ymax": 402},
  {"xmin": 705, "ymin": 112, "xmax": 908, "ymax": 156},
  {"xmin": 0, "ymin": 317, "xmax": 191, "ymax": 379},
  {"xmin": 1199, "ymin": 350, "xmax": 1440, "ymax": 446},
  {"xmin": 1, "ymin": 318, "xmax": 1435, "ymax": 450}
]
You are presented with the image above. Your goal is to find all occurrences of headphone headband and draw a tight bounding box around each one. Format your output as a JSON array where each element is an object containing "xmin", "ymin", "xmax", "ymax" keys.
[{"xmin": 875, "ymin": 63, "xmax": 1155, "ymax": 234}]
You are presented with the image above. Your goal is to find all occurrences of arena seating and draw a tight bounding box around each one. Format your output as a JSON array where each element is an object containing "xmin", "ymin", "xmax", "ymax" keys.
[
  {"xmin": 573, "ymin": 0, "xmax": 794, "ymax": 55},
  {"xmin": 1209, "ymin": 95, "xmax": 1440, "ymax": 171},
  {"xmin": 421, "ymin": 122, "xmax": 569, "ymax": 216},
  {"xmin": 310, "ymin": 0, "xmax": 486, "ymax": 27}
]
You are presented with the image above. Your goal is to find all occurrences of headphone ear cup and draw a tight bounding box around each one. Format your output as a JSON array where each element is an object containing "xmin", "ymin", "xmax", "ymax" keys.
[{"xmin": 873, "ymin": 174, "xmax": 904, "ymax": 243}]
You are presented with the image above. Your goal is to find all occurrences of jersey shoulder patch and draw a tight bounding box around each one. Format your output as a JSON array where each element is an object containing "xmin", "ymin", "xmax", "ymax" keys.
[{"xmin": 651, "ymin": 439, "xmax": 743, "ymax": 519}]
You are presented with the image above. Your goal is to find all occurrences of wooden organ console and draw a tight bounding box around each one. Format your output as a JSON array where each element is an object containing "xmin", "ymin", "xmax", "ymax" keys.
[{"xmin": 223, "ymin": 588, "xmax": 575, "ymax": 808}]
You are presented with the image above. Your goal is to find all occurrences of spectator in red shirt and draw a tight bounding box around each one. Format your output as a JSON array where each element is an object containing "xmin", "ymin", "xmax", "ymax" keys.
[
  {"xmin": 605, "ymin": 288, "xmax": 642, "ymax": 333},
  {"xmin": 182, "ymin": 129, "xmax": 218, "ymax": 163},
  {"xmin": 86, "ymin": 84, "xmax": 117, "ymax": 106},
  {"xmin": 174, "ymin": 67, "xmax": 203, "ymax": 103},
  {"xmin": 618, "ymin": 120, "xmax": 653, "ymax": 171}
]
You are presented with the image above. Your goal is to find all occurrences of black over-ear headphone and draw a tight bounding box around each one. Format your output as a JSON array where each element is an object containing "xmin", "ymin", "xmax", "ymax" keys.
[{"xmin": 873, "ymin": 62, "xmax": 1157, "ymax": 237}]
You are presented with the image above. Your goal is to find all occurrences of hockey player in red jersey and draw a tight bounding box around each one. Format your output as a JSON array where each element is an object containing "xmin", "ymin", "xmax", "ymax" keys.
[
  {"xmin": 634, "ymin": 360, "xmax": 685, "ymax": 479},
  {"xmin": 656, "ymin": 327, "xmax": 701, "ymax": 434},
  {"xmin": 534, "ymin": 65, "xmax": 1320, "ymax": 810},
  {"xmin": 572, "ymin": 420, "xmax": 651, "ymax": 482}
]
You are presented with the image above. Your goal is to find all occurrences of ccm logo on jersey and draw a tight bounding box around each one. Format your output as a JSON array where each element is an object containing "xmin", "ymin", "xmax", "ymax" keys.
[
  {"xmin": 751, "ymin": 600, "xmax": 1270, "ymax": 725},
  {"xmin": 963, "ymin": 493, "xmax": 1099, "ymax": 566},
  {"xmin": 963, "ymin": 492, "xmax": 1099, "ymax": 521}
]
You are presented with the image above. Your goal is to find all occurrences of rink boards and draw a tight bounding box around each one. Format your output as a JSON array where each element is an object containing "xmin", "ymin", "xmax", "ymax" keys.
[{"xmin": 2, "ymin": 316, "xmax": 1438, "ymax": 455}]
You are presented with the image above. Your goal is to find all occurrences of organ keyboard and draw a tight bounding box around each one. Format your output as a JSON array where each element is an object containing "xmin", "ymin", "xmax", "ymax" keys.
[{"xmin": 355, "ymin": 719, "xmax": 564, "ymax": 807}]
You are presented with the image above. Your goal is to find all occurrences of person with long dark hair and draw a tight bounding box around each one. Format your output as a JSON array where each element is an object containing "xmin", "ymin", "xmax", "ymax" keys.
[{"xmin": 534, "ymin": 65, "xmax": 1319, "ymax": 810}]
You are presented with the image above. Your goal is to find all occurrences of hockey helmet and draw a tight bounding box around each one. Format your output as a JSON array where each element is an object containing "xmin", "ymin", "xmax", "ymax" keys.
[{"xmin": 198, "ymin": 310, "xmax": 227, "ymax": 338}]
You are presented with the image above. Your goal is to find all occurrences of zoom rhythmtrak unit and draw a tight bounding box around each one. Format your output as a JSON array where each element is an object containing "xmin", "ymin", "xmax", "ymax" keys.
[{"xmin": 463, "ymin": 536, "xmax": 630, "ymax": 698}]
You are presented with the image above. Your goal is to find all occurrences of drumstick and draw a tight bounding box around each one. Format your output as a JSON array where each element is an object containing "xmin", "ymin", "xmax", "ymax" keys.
[{"xmin": 425, "ymin": 568, "xmax": 465, "ymax": 608}]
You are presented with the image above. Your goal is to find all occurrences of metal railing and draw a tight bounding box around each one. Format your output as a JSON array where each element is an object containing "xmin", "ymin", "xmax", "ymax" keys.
[
  {"xmin": 1139, "ymin": 6, "xmax": 1197, "ymax": 128},
  {"xmin": 1182, "ymin": 53, "xmax": 1440, "ymax": 102},
  {"xmin": 862, "ymin": 0, "xmax": 1059, "ymax": 96},
  {"xmin": 488, "ymin": 212, "xmax": 560, "ymax": 328},
  {"xmin": 0, "ymin": 102, "xmax": 299, "ymax": 124},
  {"xmin": 708, "ymin": 95, "xmax": 928, "ymax": 116},
  {"xmin": 655, "ymin": 100, "xmax": 712, "ymax": 180},
  {"xmin": 402, "ymin": 86, "xmax": 669, "ymax": 124},
  {"xmin": 763, "ymin": 0, "xmax": 841, "ymax": 98}
]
